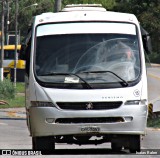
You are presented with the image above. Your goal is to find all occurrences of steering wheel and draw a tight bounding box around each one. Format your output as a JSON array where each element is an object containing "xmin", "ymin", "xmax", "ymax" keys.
[{"xmin": 74, "ymin": 65, "xmax": 104, "ymax": 73}]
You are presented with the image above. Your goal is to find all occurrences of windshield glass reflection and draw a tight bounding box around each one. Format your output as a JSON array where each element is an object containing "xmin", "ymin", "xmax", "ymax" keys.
[{"xmin": 35, "ymin": 23, "xmax": 140, "ymax": 88}]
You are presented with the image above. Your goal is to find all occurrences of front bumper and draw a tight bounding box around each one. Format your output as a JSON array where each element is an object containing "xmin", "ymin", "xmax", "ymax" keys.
[{"xmin": 29, "ymin": 104, "xmax": 147, "ymax": 137}]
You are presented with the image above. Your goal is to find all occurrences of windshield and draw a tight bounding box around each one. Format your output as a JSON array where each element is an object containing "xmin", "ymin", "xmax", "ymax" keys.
[{"xmin": 35, "ymin": 22, "xmax": 141, "ymax": 89}]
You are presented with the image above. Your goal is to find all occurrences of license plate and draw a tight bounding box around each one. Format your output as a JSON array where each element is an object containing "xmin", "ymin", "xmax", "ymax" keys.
[{"xmin": 80, "ymin": 126, "xmax": 100, "ymax": 133}]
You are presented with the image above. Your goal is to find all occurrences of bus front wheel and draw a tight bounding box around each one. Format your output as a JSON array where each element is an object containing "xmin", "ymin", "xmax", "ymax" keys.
[{"xmin": 32, "ymin": 136, "xmax": 55, "ymax": 151}]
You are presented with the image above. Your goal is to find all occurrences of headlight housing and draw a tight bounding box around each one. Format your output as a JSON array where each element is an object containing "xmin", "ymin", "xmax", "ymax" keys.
[
  {"xmin": 124, "ymin": 99, "xmax": 147, "ymax": 105},
  {"xmin": 124, "ymin": 100, "xmax": 140, "ymax": 105},
  {"xmin": 31, "ymin": 101, "xmax": 55, "ymax": 107}
]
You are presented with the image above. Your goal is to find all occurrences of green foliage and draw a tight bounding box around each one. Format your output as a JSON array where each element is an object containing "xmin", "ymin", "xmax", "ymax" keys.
[
  {"xmin": 147, "ymin": 117, "xmax": 160, "ymax": 128},
  {"xmin": 0, "ymin": 79, "xmax": 16, "ymax": 99},
  {"xmin": 7, "ymin": 0, "xmax": 115, "ymax": 37},
  {"xmin": 113, "ymin": 0, "xmax": 160, "ymax": 55},
  {"xmin": 0, "ymin": 79, "xmax": 25, "ymax": 108},
  {"xmin": 0, "ymin": 95, "xmax": 25, "ymax": 109},
  {"xmin": 7, "ymin": 95, "xmax": 25, "ymax": 108},
  {"xmin": 16, "ymin": 83, "xmax": 25, "ymax": 93},
  {"xmin": 9, "ymin": 0, "xmax": 54, "ymax": 36},
  {"xmin": 0, "ymin": 82, "xmax": 25, "ymax": 108},
  {"xmin": 148, "ymin": 52, "xmax": 160, "ymax": 64}
]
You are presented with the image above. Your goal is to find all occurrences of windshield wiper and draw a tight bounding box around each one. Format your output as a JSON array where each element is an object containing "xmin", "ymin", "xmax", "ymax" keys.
[
  {"xmin": 39, "ymin": 72, "xmax": 93, "ymax": 89},
  {"xmin": 80, "ymin": 70, "xmax": 128, "ymax": 87}
]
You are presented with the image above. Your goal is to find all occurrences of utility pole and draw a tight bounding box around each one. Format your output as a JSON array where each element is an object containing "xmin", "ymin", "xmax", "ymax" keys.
[
  {"xmin": 54, "ymin": 0, "xmax": 62, "ymax": 12},
  {"xmin": 6, "ymin": 0, "xmax": 10, "ymax": 45},
  {"xmin": 0, "ymin": 0, "xmax": 5, "ymax": 81},
  {"xmin": 14, "ymin": 0, "xmax": 18, "ymax": 86}
]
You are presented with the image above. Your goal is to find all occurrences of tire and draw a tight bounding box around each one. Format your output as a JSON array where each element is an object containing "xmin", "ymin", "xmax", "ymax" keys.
[
  {"xmin": 32, "ymin": 136, "xmax": 55, "ymax": 151},
  {"xmin": 111, "ymin": 142, "xmax": 122, "ymax": 152},
  {"xmin": 129, "ymin": 135, "xmax": 140, "ymax": 153}
]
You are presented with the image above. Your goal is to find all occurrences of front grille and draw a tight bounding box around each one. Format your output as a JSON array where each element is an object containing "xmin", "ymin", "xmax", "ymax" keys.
[
  {"xmin": 56, "ymin": 101, "xmax": 122, "ymax": 110},
  {"xmin": 55, "ymin": 117, "xmax": 124, "ymax": 124}
]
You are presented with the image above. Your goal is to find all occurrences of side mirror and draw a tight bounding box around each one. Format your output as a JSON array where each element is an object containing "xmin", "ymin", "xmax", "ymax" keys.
[
  {"xmin": 19, "ymin": 44, "xmax": 26, "ymax": 60},
  {"xmin": 142, "ymin": 34, "xmax": 152, "ymax": 54},
  {"xmin": 140, "ymin": 26, "xmax": 152, "ymax": 54}
]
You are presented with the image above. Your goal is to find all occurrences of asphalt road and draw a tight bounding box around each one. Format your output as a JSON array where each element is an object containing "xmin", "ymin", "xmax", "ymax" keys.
[
  {"xmin": 0, "ymin": 66, "xmax": 160, "ymax": 158},
  {"xmin": 147, "ymin": 67, "xmax": 160, "ymax": 103}
]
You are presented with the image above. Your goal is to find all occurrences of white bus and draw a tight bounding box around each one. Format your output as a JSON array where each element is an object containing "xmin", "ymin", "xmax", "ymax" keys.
[{"xmin": 21, "ymin": 4, "xmax": 150, "ymax": 153}]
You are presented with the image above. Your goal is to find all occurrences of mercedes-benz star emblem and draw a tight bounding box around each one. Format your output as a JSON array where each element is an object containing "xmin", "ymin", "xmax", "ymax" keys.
[{"xmin": 86, "ymin": 102, "xmax": 93, "ymax": 110}]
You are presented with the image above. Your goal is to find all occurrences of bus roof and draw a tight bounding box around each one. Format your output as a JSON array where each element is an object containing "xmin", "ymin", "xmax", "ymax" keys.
[
  {"xmin": 0, "ymin": 45, "xmax": 21, "ymax": 50},
  {"xmin": 35, "ymin": 10, "xmax": 138, "ymax": 26}
]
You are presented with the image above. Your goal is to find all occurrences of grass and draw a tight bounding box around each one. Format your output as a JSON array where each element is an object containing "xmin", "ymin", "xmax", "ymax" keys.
[
  {"xmin": 0, "ymin": 82, "xmax": 25, "ymax": 109},
  {"xmin": 147, "ymin": 117, "xmax": 160, "ymax": 128},
  {"xmin": 16, "ymin": 82, "xmax": 25, "ymax": 93}
]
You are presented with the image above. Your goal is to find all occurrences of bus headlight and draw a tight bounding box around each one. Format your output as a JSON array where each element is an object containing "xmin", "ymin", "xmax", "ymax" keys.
[
  {"xmin": 31, "ymin": 101, "xmax": 55, "ymax": 107},
  {"xmin": 124, "ymin": 100, "xmax": 140, "ymax": 105},
  {"xmin": 124, "ymin": 99, "xmax": 147, "ymax": 105}
]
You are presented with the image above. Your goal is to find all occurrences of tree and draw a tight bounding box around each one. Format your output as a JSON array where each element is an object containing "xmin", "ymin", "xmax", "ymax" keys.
[
  {"xmin": 8, "ymin": 0, "xmax": 54, "ymax": 38},
  {"xmin": 114, "ymin": 0, "xmax": 160, "ymax": 53},
  {"xmin": 8, "ymin": 0, "xmax": 116, "ymax": 39}
]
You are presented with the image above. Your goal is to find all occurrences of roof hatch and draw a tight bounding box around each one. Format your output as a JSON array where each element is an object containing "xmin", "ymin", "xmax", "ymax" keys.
[{"xmin": 61, "ymin": 4, "xmax": 107, "ymax": 12}]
